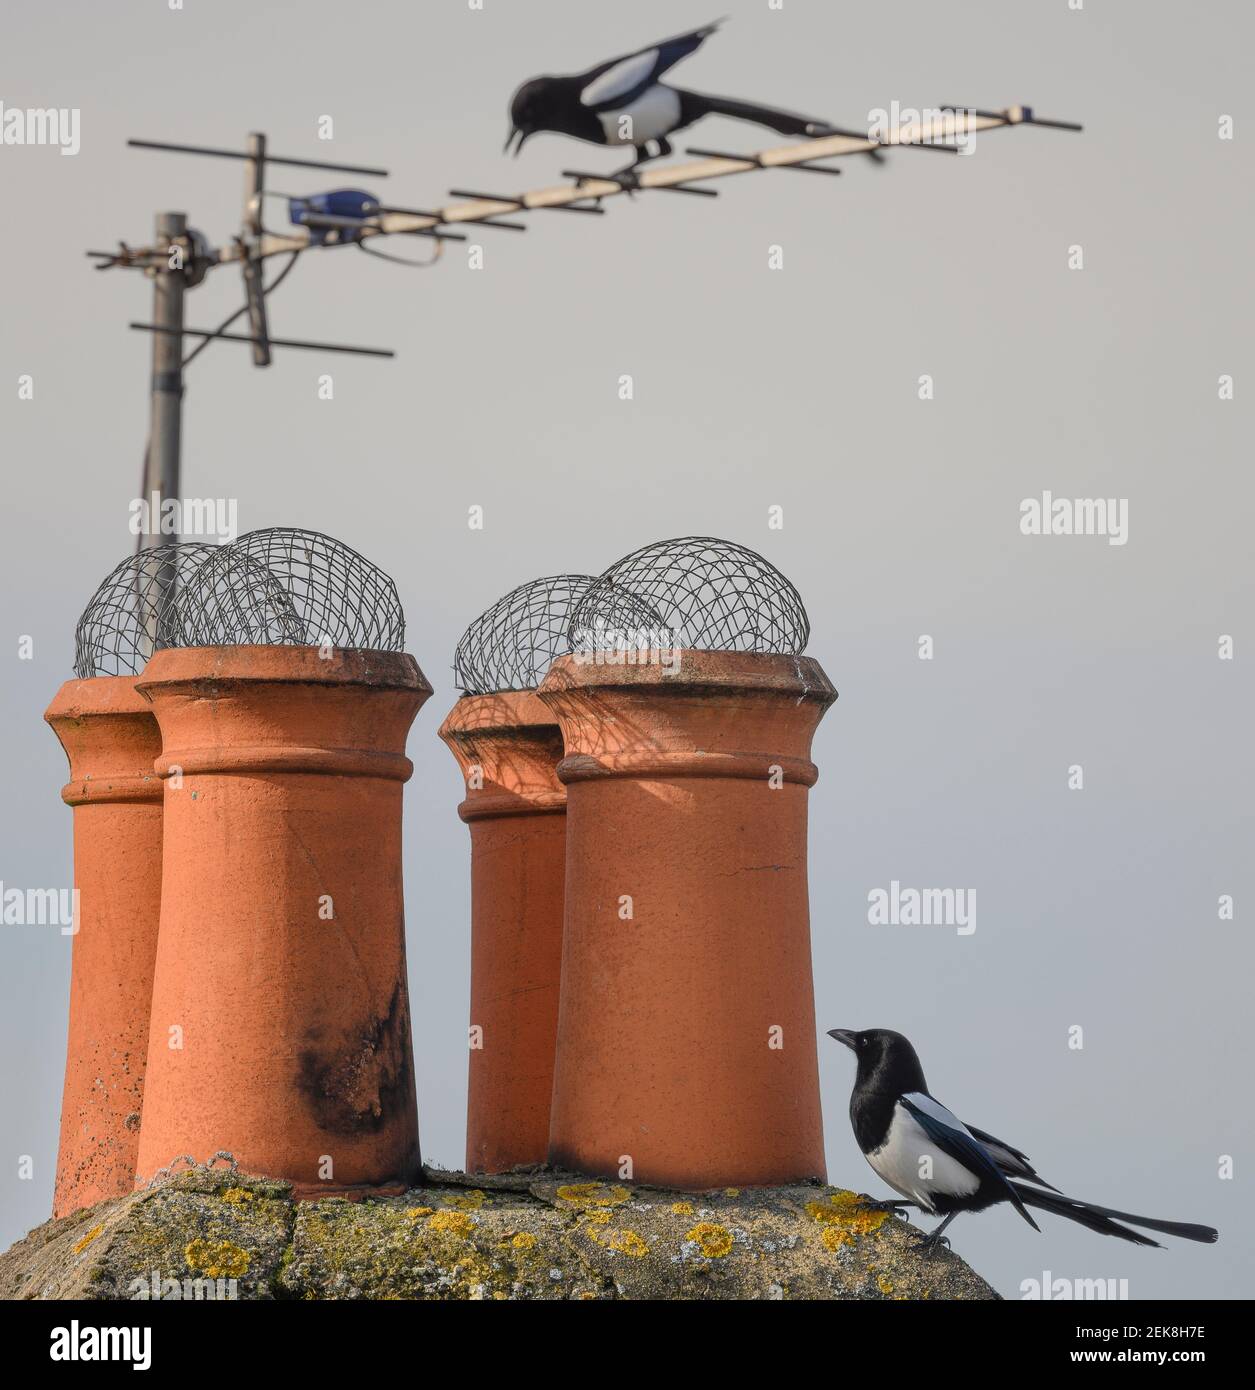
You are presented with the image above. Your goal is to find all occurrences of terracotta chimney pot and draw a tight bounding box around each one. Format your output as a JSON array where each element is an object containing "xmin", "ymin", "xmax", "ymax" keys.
[
  {"xmin": 133, "ymin": 645, "xmax": 429, "ymax": 1197},
  {"xmin": 44, "ymin": 676, "xmax": 165, "ymax": 1217},
  {"xmin": 439, "ymin": 692, "xmax": 566, "ymax": 1173},
  {"xmin": 536, "ymin": 650, "xmax": 836, "ymax": 1190}
]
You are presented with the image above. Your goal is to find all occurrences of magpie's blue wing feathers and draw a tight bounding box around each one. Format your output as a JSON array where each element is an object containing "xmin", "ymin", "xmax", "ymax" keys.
[
  {"xmin": 579, "ymin": 21, "xmax": 722, "ymax": 110},
  {"xmin": 902, "ymin": 1095, "xmax": 1041, "ymax": 1231},
  {"xmin": 965, "ymin": 1122, "xmax": 1061, "ymax": 1192}
]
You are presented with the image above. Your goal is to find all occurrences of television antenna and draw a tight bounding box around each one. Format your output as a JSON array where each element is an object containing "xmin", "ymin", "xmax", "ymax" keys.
[{"xmin": 88, "ymin": 106, "xmax": 1079, "ymax": 561}]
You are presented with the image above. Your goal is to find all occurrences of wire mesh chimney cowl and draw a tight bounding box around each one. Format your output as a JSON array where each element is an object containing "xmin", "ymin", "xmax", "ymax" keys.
[
  {"xmin": 73, "ymin": 542, "xmax": 219, "ymax": 680},
  {"xmin": 169, "ymin": 527, "xmax": 406, "ymax": 653},
  {"xmin": 568, "ymin": 536, "xmax": 810, "ymax": 656},
  {"xmin": 452, "ymin": 573, "xmax": 605, "ymax": 697}
]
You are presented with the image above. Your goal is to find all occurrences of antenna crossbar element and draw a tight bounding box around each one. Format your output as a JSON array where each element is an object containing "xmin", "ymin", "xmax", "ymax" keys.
[
  {"xmin": 448, "ymin": 188, "xmax": 604, "ymax": 214},
  {"xmin": 561, "ymin": 169, "xmax": 719, "ymax": 197},
  {"xmin": 646, "ymin": 182, "xmax": 719, "ymax": 197},
  {"xmin": 938, "ymin": 105, "xmax": 1083, "ymax": 133},
  {"xmin": 130, "ymin": 323, "xmax": 395, "ymax": 358},
  {"xmin": 366, "ymin": 204, "xmax": 446, "ymax": 218},
  {"xmin": 127, "ymin": 138, "xmax": 389, "ymax": 177},
  {"xmin": 87, "ymin": 246, "xmax": 166, "ymax": 270}
]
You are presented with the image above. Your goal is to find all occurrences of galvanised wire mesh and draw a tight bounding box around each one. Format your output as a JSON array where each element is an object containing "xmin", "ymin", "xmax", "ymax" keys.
[
  {"xmin": 453, "ymin": 574, "xmax": 601, "ymax": 696},
  {"xmin": 74, "ymin": 543, "xmax": 218, "ymax": 678},
  {"xmin": 170, "ymin": 528, "xmax": 405, "ymax": 651},
  {"xmin": 166, "ymin": 548, "xmax": 306, "ymax": 648},
  {"xmin": 569, "ymin": 536, "xmax": 810, "ymax": 655}
]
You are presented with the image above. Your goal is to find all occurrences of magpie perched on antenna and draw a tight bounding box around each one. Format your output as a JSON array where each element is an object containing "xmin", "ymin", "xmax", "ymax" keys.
[
  {"xmin": 828, "ymin": 1028, "xmax": 1219, "ymax": 1253},
  {"xmin": 505, "ymin": 20, "xmax": 833, "ymax": 180}
]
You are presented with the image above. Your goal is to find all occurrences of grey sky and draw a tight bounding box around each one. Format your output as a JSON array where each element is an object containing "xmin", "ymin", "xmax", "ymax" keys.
[{"xmin": 2, "ymin": 0, "xmax": 1250, "ymax": 1299}]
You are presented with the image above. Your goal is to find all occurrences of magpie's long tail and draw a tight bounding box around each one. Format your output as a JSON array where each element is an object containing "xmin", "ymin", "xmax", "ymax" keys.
[
  {"xmin": 1012, "ymin": 1182, "xmax": 1219, "ymax": 1248},
  {"xmin": 677, "ymin": 89, "xmax": 829, "ymax": 138}
]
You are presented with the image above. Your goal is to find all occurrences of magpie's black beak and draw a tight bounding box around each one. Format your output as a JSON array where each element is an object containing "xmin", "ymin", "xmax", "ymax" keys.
[
  {"xmin": 504, "ymin": 126, "xmax": 530, "ymax": 157},
  {"xmin": 827, "ymin": 1028, "xmax": 857, "ymax": 1051}
]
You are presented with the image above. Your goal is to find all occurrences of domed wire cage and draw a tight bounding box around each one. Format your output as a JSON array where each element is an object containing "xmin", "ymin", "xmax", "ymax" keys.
[
  {"xmin": 569, "ymin": 536, "xmax": 810, "ymax": 655},
  {"xmin": 166, "ymin": 548, "xmax": 306, "ymax": 648},
  {"xmin": 170, "ymin": 528, "xmax": 406, "ymax": 651},
  {"xmin": 453, "ymin": 574, "xmax": 601, "ymax": 696},
  {"xmin": 73, "ymin": 543, "xmax": 218, "ymax": 679}
]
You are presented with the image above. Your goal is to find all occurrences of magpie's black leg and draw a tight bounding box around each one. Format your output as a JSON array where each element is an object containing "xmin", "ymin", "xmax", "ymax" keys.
[
  {"xmin": 916, "ymin": 1211, "xmax": 959, "ymax": 1256},
  {"xmin": 608, "ymin": 144, "xmax": 659, "ymax": 183},
  {"xmin": 655, "ymin": 136, "xmax": 673, "ymax": 159}
]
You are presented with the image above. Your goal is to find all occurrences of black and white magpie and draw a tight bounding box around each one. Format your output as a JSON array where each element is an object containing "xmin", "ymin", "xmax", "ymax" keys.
[
  {"xmin": 505, "ymin": 20, "xmax": 834, "ymax": 180},
  {"xmin": 828, "ymin": 1028, "xmax": 1219, "ymax": 1253}
]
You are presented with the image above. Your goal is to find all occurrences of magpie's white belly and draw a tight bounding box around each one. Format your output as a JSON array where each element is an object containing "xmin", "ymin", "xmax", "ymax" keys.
[
  {"xmin": 596, "ymin": 85, "xmax": 682, "ymax": 145},
  {"xmin": 866, "ymin": 1100, "xmax": 982, "ymax": 1211}
]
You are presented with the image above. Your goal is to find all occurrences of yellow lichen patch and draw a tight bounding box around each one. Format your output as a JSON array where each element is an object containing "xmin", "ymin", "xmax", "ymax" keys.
[
  {"xmin": 184, "ymin": 1237, "xmax": 250, "ymax": 1279},
  {"xmin": 605, "ymin": 1229, "xmax": 649, "ymax": 1258},
  {"xmin": 220, "ymin": 1186, "xmax": 255, "ymax": 1206},
  {"xmin": 723, "ymin": 1187, "xmax": 741, "ymax": 1197},
  {"xmin": 582, "ymin": 1210, "xmax": 612, "ymax": 1227},
  {"xmin": 821, "ymin": 1225, "xmax": 853, "ymax": 1251},
  {"xmin": 805, "ymin": 1191, "xmax": 890, "ymax": 1240},
  {"xmin": 407, "ymin": 1206, "xmax": 435, "ymax": 1219},
  {"xmin": 555, "ymin": 1181, "xmax": 631, "ymax": 1209},
  {"xmin": 670, "ymin": 1202, "xmax": 694, "ymax": 1216},
  {"xmin": 877, "ymin": 1274, "xmax": 895, "ymax": 1295},
  {"xmin": 442, "ymin": 1189, "xmax": 488, "ymax": 1212},
  {"xmin": 449, "ymin": 1249, "xmax": 494, "ymax": 1295},
  {"xmin": 510, "ymin": 1232, "xmax": 537, "ymax": 1251},
  {"xmin": 427, "ymin": 1210, "xmax": 474, "ymax": 1237},
  {"xmin": 73, "ymin": 1224, "xmax": 103, "ymax": 1255},
  {"xmin": 685, "ymin": 1222, "xmax": 734, "ymax": 1258}
]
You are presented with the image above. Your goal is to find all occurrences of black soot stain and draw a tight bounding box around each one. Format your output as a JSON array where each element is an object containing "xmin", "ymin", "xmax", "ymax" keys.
[{"xmin": 297, "ymin": 981, "xmax": 414, "ymax": 1136}]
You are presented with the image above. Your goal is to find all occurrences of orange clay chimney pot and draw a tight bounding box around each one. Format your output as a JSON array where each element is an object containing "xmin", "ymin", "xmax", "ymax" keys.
[
  {"xmin": 536, "ymin": 650, "xmax": 836, "ymax": 1190},
  {"xmin": 439, "ymin": 692, "xmax": 567, "ymax": 1173},
  {"xmin": 133, "ymin": 645, "xmax": 429, "ymax": 1197},
  {"xmin": 44, "ymin": 676, "xmax": 165, "ymax": 1217}
]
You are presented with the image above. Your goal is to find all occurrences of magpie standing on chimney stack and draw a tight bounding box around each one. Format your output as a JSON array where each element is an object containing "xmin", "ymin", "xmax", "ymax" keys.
[
  {"xmin": 828, "ymin": 1028, "xmax": 1219, "ymax": 1253},
  {"xmin": 505, "ymin": 20, "xmax": 834, "ymax": 182}
]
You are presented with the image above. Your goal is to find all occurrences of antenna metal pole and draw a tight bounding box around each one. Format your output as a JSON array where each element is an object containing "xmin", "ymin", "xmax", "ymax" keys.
[
  {"xmin": 137, "ymin": 210, "xmax": 187, "ymax": 644},
  {"xmin": 141, "ymin": 211, "xmax": 186, "ymax": 551},
  {"xmin": 242, "ymin": 132, "xmax": 272, "ymax": 366}
]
